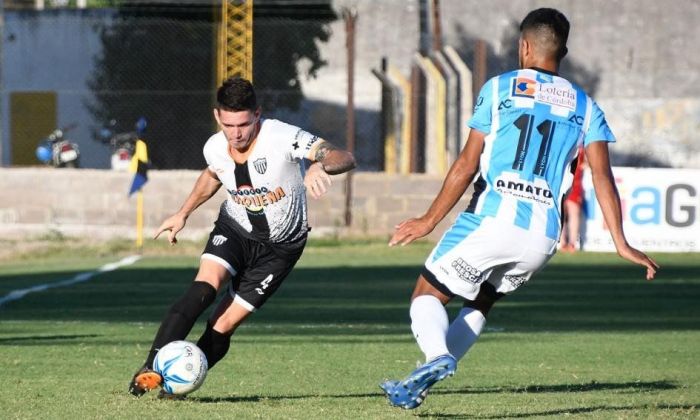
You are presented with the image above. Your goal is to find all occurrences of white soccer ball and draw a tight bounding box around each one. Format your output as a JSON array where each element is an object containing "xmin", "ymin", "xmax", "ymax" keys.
[{"xmin": 153, "ymin": 340, "xmax": 208, "ymax": 395}]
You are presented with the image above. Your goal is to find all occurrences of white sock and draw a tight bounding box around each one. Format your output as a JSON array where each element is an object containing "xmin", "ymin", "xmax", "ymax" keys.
[
  {"xmin": 446, "ymin": 307, "xmax": 486, "ymax": 361},
  {"xmin": 410, "ymin": 295, "xmax": 450, "ymax": 362}
]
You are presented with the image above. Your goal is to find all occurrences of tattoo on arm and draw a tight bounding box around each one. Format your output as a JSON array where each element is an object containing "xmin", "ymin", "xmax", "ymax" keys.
[
  {"xmin": 311, "ymin": 140, "xmax": 356, "ymax": 174},
  {"xmin": 313, "ymin": 142, "xmax": 336, "ymax": 162}
]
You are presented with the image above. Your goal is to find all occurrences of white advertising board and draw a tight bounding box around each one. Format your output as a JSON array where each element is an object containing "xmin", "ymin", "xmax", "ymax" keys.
[{"xmin": 582, "ymin": 167, "xmax": 700, "ymax": 252}]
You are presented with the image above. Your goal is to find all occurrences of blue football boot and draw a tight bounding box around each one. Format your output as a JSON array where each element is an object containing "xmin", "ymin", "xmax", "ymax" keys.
[
  {"xmin": 380, "ymin": 379, "xmax": 428, "ymax": 409},
  {"xmin": 380, "ymin": 354, "xmax": 457, "ymax": 409}
]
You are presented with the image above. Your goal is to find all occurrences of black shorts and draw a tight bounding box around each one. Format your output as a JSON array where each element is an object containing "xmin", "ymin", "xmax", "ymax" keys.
[{"xmin": 202, "ymin": 219, "xmax": 306, "ymax": 311}]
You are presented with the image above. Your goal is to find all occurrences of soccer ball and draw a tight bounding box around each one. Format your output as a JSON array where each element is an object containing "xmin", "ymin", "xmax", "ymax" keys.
[{"xmin": 153, "ymin": 340, "xmax": 208, "ymax": 395}]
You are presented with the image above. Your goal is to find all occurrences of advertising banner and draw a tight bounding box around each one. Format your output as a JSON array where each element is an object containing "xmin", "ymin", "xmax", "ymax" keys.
[{"xmin": 582, "ymin": 167, "xmax": 700, "ymax": 252}]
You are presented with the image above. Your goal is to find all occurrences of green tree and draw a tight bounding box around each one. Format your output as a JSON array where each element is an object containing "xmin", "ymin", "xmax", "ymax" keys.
[{"xmin": 88, "ymin": 2, "xmax": 335, "ymax": 169}]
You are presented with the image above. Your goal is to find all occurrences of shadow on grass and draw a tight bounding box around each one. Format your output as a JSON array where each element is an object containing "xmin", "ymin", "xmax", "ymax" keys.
[
  {"xmin": 434, "ymin": 379, "xmax": 678, "ymax": 394},
  {"xmin": 187, "ymin": 380, "xmax": 680, "ymax": 406},
  {"xmin": 0, "ymin": 334, "xmax": 100, "ymax": 344},
  {"xmin": 189, "ymin": 392, "xmax": 381, "ymax": 404},
  {"xmin": 416, "ymin": 403, "xmax": 698, "ymax": 419},
  {"xmin": 1, "ymin": 261, "xmax": 699, "ymax": 333}
]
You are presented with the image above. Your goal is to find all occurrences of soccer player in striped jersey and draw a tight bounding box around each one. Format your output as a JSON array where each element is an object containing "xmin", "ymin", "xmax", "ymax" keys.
[
  {"xmin": 380, "ymin": 8, "xmax": 658, "ymax": 409},
  {"xmin": 128, "ymin": 77, "xmax": 355, "ymax": 397}
]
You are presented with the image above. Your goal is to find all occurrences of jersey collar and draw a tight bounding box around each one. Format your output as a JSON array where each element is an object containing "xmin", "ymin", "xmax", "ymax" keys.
[{"xmin": 528, "ymin": 66, "xmax": 558, "ymax": 76}]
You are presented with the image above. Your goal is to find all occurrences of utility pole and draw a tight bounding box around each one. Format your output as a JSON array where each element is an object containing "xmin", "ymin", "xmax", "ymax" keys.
[
  {"xmin": 0, "ymin": 0, "xmax": 4, "ymax": 166},
  {"xmin": 431, "ymin": 0, "xmax": 442, "ymax": 52},
  {"xmin": 342, "ymin": 8, "xmax": 357, "ymax": 227},
  {"xmin": 418, "ymin": 0, "xmax": 432, "ymax": 55},
  {"xmin": 473, "ymin": 39, "xmax": 487, "ymax": 102}
]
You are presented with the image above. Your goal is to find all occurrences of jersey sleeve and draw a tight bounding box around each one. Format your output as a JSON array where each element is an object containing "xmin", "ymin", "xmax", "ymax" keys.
[
  {"xmin": 202, "ymin": 133, "xmax": 221, "ymax": 170},
  {"xmin": 584, "ymin": 100, "xmax": 616, "ymax": 145},
  {"xmin": 468, "ymin": 78, "xmax": 495, "ymax": 134},
  {"xmin": 285, "ymin": 125, "xmax": 323, "ymax": 161}
]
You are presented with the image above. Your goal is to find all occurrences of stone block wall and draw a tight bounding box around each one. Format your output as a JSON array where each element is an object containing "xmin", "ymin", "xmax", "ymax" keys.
[{"xmin": 0, "ymin": 168, "xmax": 472, "ymax": 242}]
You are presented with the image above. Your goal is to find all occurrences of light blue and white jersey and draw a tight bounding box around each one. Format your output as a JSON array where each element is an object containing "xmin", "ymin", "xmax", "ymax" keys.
[{"xmin": 466, "ymin": 68, "xmax": 615, "ymax": 240}]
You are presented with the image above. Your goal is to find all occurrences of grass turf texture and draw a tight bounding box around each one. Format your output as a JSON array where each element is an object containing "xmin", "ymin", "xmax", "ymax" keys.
[{"xmin": 0, "ymin": 238, "xmax": 698, "ymax": 419}]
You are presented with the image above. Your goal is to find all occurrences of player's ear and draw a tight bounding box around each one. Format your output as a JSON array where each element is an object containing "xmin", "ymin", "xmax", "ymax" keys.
[
  {"xmin": 254, "ymin": 106, "xmax": 262, "ymax": 121},
  {"xmin": 518, "ymin": 36, "xmax": 529, "ymax": 67},
  {"xmin": 559, "ymin": 46, "xmax": 568, "ymax": 60},
  {"xmin": 520, "ymin": 37, "xmax": 531, "ymax": 57},
  {"xmin": 213, "ymin": 108, "xmax": 221, "ymax": 125}
]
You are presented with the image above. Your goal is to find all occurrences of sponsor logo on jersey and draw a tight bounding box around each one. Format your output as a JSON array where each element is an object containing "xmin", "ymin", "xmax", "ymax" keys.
[
  {"xmin": 511, "ymin": 77, "xmax": 537, "ymax": 98},
  {"xmin": 498, "ymin": 99, "xmax": 513, "ymax": 110},
  {"xmin": 504, "ymin": 274, "xmax": 527, "ymax": 288},
  {"xmin": 229, "ymin": 185, "xmax": 286, "ymax": 214},
  {"xmin": 305, "ymin": 135, "xmax": 320, "ymax": 151},
  {"xmin": 536, "ymin": 83, "xmax": 577, "ymax": 110},
  {"xmin": 293, "ymin": 128, "xmax": 304, "ymax": 142},
  {"xmin": 451, "ymin": 257, "xmax": 483, "ymax": 284},
  {"xmin": 495, "ymin": 173, "xmax": 554, "ymax": 207},
  {"xmin": 212, "ymin": 234, "xmax": 228, "ymax": 246},
  {"xmin": 253, "ymin": 158, "xmax": 267, "ymax": 174},
  {"xmin": 293, "ymin": 129, "xmax": 305, "ymax": 150},
  {"xmin": 474, "ymin": 95, "xmax": 484, "ymax": 112},
  {"xmin": 569, "ymin": 114, "xmax": 584, "ymax": 125}
]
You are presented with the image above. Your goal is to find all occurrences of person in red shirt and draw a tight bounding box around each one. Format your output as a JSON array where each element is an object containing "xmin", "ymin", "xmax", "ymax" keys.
[{"xmin": 561, "ymin": 145, "xmax": 585, "ymax": 252}]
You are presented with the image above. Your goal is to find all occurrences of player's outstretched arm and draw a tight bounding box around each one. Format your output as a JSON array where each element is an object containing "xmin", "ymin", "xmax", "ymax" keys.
[
  {"xmin": 389, "ymin": 129, "xmax": 485, "ymax": 247},
  {"xmin": 305, "ymin": 141, "xmax": 356, "ymax": 199},
  {"xmin": 154, "ymin": 168, "xmax": 222, "ymax": 244},
  {"xmin": 312, "ymin": 141, "xmax": 356, "ymax": 175},
  {"xmin": 586, "ymin": 142, "xmax": 659, "ymax": 280}
]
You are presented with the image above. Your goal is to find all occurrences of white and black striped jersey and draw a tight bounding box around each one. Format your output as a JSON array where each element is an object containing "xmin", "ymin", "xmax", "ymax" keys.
[{"xmin": 203, "ymin": 118, "xmax": 322, "ymax": 243}]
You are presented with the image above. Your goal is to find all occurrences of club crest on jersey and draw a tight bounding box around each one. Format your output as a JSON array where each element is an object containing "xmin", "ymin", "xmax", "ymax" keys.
[
  {"xmin": 511, "ymin": 77, "xmax": 537, "ymax": 98},
  {"xmin": 212, "ymin": 235, "xmax": 228, "ymax": 246},
  {"xmin": 253, "ymin": 158, "xmax": 267, "ymax": 174}
]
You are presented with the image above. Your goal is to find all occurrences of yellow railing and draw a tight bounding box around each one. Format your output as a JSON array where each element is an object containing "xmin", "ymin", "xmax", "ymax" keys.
[{"xmin": 217, "ymin": 0, "xmax": 253, "ymax": 83}]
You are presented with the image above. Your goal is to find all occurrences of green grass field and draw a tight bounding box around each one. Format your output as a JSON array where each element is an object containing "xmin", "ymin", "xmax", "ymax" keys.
[{"xmin": 0, "ymin": 238, "xmax": 698, "ymax": 419}]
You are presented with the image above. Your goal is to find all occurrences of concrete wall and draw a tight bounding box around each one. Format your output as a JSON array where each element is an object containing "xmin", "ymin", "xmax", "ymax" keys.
[
  {"xmin": 2, "ymin": 1, "xmax": 697, "ymax": 170},
  {"xmin": 317, "ymin": 0, "xmax": 700, "ymax": 102},
  {"xmin": 301, "ymin": 0, "xmax": 700, "ymax": 168},
  {"xmin": 0, "ymin": 168, "xmax": 471, "ymax": 241},
  {"xmin": 1, "ymin": 9, "xmax": 116, "ymax": 168}
]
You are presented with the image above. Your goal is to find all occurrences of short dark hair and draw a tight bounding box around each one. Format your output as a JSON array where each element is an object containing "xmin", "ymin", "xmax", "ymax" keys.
[
  {"xmin": 216, "ymin": 77, "xmax": 257, "ymax": 111},
  {"xmin": 520, "ymin": 8, "xmax": 570, "ymax": 60}
]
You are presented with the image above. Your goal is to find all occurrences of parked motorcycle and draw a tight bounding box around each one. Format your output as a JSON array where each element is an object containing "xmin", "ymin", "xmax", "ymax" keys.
[
  {"xmin": 98, "ymin": 117, "xmax": 147, "ymax": 171},
  {"xmin": 35, "ymin": 123, "xmax": 80, "ymax": 168}
]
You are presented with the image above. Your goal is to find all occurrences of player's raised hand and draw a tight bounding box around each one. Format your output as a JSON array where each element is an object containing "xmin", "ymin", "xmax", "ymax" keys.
[
  {"xmin": 154, "ymin": 213, "xmax": 187, "ymax": 245},
  {"xmin": 389, "ymin": 216, "xmax": 435, "ymax": 247},
  {"xmin": 617, "ymin": 244, "xmax": 659, "ymax": 280},
  {"xmin": 304, "ymin": 162, "xmax": 332, "ymax": 199}
]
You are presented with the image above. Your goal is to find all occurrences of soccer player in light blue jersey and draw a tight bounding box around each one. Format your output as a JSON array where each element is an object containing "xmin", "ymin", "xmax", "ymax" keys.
[{"xmin": 380, "ymin": 8, "xmax": 659, "ymax": 410}]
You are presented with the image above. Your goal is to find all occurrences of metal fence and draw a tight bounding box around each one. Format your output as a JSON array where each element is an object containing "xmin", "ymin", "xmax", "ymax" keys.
[{"xmin": 0, "ymin": 2, "xmax": 364, "ymax": 170}]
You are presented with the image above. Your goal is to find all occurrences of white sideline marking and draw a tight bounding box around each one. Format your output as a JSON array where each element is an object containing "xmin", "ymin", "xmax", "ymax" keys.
[{"xmin": 0, "ymin": 255, "xmax": 142, "ymax": 307}]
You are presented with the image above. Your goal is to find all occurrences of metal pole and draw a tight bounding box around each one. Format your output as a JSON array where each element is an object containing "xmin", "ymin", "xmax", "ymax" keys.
[
  {"xmin": 474, "ymin": 39, "xmax": 487, "ymax": 103},
  {"xmin": 342, "ymin": 8, "xmax": 356, "ymax": 227},
  {"xmin": 431, "ymin": 0, "xmax": 442, "ymax": 52},
  {"xmin": 371, "ymin": 58, "xmax": 390, "ymax": 172},
  {"xmin": 410, "ymin": 64, "xmax": 423, "ymax": 173},
  {"xmin": 418, "ymin": 0, "xmax": 432, "ymax": 55},
  {"xmin": 0, "ymin": 0, "xmax": 4, "ymax": 166}
]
